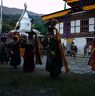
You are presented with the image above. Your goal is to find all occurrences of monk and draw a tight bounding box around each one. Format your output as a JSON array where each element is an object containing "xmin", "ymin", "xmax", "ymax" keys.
[
  {"xmin": 22, "ymin": 32, "xmax": 35, "ymax": 72},
  {"xmin": 90, "ymin": 39, "xmax": 95, "ymax": 70}
]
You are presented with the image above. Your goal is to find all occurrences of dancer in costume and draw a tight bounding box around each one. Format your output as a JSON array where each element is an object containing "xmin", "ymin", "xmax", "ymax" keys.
[
  {"xmin": 0, "ymin": 36, "xmax": 9, "ymax": 64},
  {"xmin": 45, "ymin": 19, "xmax": 63, "ymax": 78},
  {"xmin": 22, "ymin": 32, "xmax": 36, "ymax": 72},
  {"xmin": 10, "ymin": 35, "xmax": 21, "ymax": 69},
  {"xmin": 89, "ymin": 39, "xmax": 95, "ymax": 70}
]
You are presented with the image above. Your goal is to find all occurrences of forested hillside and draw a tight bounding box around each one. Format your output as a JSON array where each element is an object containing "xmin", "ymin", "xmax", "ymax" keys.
[
  {"xmin": 1, "ymin": 6, "xmax": 47, "ymax": 35},
  {"xmin": 2, "ymin": 14, "xmax": 47, "ymax": 35}
]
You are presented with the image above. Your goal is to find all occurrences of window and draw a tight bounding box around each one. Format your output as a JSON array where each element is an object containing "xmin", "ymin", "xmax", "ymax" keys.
[
  {"xmin": 59, "ymin": 22, "xmax": 64, "ymax": 34},
  {"xmin": 71, "ymin": 21, "xmax": 74, "ymax": 33},
  {"xmin": 89, "ymin": 18, "xmax": 95, "ymax": 32},
  {"xmin": 70, "ymin": 20, "xmax": 80, "ymax": 33},
  {"xmin": 81, "ymin": 19, "xmax": 88, "ymax": 32}
]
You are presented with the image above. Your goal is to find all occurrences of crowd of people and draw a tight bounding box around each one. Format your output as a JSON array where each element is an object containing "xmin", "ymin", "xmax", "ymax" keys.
[
  {"xmin": 0, "ymin": 32, "xmax": 41, "ymax": 72},
  {"xmin": 0, "ymin": 22, "xmax": 63, "ymax": 79},
  {"xmin": 0, "ymin": 19, "xmax": 95, "ymax": 79}
]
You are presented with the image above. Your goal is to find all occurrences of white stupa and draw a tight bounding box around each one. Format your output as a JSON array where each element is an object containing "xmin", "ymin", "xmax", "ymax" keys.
[
  {"xmin": 10, "ymin": 3, "xmax": 41, "ymax": 36},
  {"xmin": 13, "ymin": 3, "xmax": 31, "ymax": 33}
]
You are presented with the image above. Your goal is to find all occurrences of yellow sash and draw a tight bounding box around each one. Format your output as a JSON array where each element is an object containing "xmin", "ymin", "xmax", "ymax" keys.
[
  {"xmin": 55, "ymin": 29, "xmax": 69, "ymax": 73},
  {"xmin": 20, "ymin": 48, "xmax": 25, "ymax": 57}
]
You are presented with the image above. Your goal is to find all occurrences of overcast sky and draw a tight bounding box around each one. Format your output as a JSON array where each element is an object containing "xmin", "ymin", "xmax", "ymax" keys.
[{"xmin": 2, "ymin": 0, "xmax": 70, "ymax": 14}]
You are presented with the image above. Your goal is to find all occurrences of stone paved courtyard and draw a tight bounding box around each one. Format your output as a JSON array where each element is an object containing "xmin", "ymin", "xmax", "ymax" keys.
[
  {"xmin": 0, "ymin": 55, "xmax": 93, "ymax": 75},
  {"xmin": 36, "ymin": 55, "xmax": 93, "ymax": 74}
]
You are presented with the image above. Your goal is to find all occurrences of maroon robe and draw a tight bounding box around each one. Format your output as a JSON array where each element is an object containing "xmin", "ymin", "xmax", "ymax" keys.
[{"xmin": 23, "ymin": 40, "xmax": 35, "ymax": 72}]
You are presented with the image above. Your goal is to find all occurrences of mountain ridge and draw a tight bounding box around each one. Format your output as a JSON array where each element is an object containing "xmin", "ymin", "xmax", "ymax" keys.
[{"xmin": 2, "ymin": 6, "xmax": 43, "ymax": 16}]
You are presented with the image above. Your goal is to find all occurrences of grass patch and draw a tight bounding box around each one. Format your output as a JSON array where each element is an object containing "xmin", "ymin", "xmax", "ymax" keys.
[{"xmin": 0, "ymin": 65, "xmax": 95, "ymax": 96}]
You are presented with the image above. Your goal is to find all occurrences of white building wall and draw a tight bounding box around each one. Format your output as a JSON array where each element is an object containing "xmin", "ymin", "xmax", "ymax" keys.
[
  {"xmin": 73, "ymin": 38, "xmax": 86, "ymax": 54},
  {"xmin": 61, "ymin": 37, "xmax": 86, "ymax": 54}
]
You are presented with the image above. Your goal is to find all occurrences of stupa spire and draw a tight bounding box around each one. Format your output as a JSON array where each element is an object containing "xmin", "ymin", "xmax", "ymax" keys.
[{"xmin": 24, "ymin": 3, "xmax": 27, "ymax": 11}]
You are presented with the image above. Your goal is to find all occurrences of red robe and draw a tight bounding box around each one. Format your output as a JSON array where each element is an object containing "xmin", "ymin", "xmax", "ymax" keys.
[{"xmin": 91, "ymin": 48, "xmax": 95, "ymax": 70}]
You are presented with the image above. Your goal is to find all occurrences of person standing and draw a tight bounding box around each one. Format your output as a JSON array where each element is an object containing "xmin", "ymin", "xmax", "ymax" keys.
[
  {"xmin": 88, "ymin": 39, "xmax": 95, "ymax": 70},
  {"xmin": 87, "ymin": 44, "xmax": 92, "ymax": 57},
  {"xmin": 0, "ymin": 36, "xmax": 9, "ymax": 64},
  {"xmin": 9, "ymin": 36, "xmax": 21, "ymax": 69},
  {"xmin": 70, "ymin": 42, "xmax": 77, "ymax": 59},
  {"xmin": 45, "ymin": 20, "xmax": 63, "ymax": 79},
  {"xmin": 22, "ymin": 32, "xmax": 35, "ymax": 72}
]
